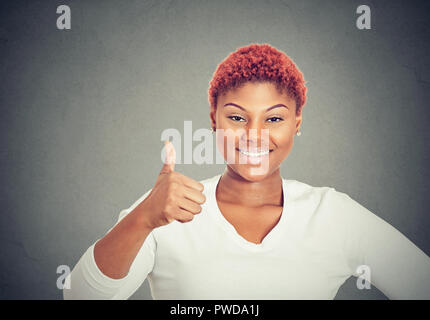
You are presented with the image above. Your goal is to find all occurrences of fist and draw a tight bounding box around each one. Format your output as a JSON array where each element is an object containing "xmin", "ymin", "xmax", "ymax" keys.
[{"xmin": 137, "ymin": 141, "xmax": 206, "ymax": 229}]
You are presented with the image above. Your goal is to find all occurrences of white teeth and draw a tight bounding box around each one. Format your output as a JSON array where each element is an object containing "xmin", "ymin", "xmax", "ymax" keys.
[{"xmin": 239, "ymin": 150, "xmax": 269, "ymax": 157}]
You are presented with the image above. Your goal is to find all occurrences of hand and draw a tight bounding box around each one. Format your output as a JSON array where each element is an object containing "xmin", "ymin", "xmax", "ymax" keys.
[{"xmin": 137, "ymin": 141, "xmax": 206, "ymax": 229}]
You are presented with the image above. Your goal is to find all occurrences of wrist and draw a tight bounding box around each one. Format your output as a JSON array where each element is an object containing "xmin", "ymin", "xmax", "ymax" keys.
[{"xmin": 132, "ymin": 201, "xmax": 156, "ymax": 231}]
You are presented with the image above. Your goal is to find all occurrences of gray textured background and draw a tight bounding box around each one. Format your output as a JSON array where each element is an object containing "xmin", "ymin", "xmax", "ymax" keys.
[{"xmin": 0, "ymin": 0, "xmax": 429, "ymax": 299}]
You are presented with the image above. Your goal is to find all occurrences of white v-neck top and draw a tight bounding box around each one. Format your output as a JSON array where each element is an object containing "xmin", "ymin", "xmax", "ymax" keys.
[{"xmin": 63, "ymin": 174, "xmax": 430, "ymax": 300}]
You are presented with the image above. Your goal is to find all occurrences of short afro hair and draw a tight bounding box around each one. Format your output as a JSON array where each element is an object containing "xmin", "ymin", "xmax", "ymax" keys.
[{"xmin": 208, "ymin": 43, "xmax": 307, "ymax": 116}]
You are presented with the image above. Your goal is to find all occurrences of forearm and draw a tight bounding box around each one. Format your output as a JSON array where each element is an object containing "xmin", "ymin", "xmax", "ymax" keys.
[{"xmin": 94, "ymin": 204, "xmax": 153, "ymax": 279}]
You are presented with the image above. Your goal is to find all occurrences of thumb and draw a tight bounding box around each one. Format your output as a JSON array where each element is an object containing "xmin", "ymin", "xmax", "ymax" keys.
[{"xmin": 160, "ymin": 140, "xmax": 176, "ymax": 174}]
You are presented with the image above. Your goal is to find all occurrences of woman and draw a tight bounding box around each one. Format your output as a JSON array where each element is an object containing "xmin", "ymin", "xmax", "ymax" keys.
[{"xmin": 64, "ymin": 43, "xmax": 430, "ymax": 299}]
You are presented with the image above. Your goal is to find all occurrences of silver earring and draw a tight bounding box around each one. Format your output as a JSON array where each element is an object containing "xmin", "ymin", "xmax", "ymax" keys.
[{"xmin": 296, "ymin": 130, "xmax": 301, "ymax": 136}]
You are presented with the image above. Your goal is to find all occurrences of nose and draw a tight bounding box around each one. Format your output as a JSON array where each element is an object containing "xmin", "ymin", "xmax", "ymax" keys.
[{"xmin": 240, "ymin": 120, "xmax": 269, "ymax": 149}]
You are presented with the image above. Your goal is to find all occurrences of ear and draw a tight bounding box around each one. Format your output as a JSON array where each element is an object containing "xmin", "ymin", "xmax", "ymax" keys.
[
  {"xmin": 210, "ymin": 105, "xmax": 217, "ymax": 130},
  {"xmin": 295, "ymin": 112, "xmax": 302, "ymax": 132}
]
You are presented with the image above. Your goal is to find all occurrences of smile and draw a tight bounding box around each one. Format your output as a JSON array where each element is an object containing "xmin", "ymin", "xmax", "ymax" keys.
[{"xmin": 237, "ymin": 149, "xmax": 272, "ymax": 157}]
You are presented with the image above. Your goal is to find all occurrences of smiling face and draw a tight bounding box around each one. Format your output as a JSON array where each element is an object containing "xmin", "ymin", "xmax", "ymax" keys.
[{"xmin": 210, "ymin": 81, "xmax": 302, "ymax": 182}]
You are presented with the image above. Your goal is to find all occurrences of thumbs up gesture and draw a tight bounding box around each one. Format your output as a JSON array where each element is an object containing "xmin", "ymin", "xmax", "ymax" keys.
[{"xmin": 137, "ymin": 141, "xmax": 206, "ymax": 230}]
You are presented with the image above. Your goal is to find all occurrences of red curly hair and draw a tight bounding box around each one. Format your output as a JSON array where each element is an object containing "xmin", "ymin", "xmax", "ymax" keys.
[{"xmin": 208, "ymin": 43, "xmax": 307, "ymax": 116}]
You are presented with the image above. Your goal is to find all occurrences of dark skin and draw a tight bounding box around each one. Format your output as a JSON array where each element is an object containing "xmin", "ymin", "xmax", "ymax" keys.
[
  {"xmin": 93, "ymin": 81, "xmax": 302, "ymax": 279},
  {"xmin": 210, "ymin": 81, "xmax": 302, "ymax": 244}
]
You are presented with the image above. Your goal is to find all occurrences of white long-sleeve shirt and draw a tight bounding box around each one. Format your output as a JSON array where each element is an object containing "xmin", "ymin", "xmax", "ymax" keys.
[{"xmin": 63, "ymin": 174, "xmax": 430, "ymax": 299}]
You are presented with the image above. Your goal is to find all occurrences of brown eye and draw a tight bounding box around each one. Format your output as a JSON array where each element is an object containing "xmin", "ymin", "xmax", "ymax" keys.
[
  {"xmin": 228, "ymin": 116, "xmax": 246, "ymax": 122},
  {"xmin": 267, "ymin": 117, "xmax": 283, "ymax": 122}
]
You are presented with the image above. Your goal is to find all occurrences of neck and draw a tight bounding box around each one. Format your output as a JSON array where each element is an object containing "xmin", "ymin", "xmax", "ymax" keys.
[{"xmin": 217, "ymin": 166, "xmax": 283, "ymax": 207}]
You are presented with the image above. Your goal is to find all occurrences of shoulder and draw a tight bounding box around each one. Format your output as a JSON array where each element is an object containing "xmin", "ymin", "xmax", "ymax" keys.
[
  {"xmin": 284, "ymin": 177, "xmax": 355, "ymax": 203},
  {"xmin": 282, "ymin": 178, "xmax": 337, "ymax": 204},
  {"xmin": 282, "ymin": 178, "xmax": 376, "ymax": 224},
  {"xmin": 283, "ymin": 179, "xmax": 389, "ymax": 246}
]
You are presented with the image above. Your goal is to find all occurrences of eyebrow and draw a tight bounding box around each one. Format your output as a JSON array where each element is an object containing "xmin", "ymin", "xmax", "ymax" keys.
[{"xmin": 223, "ymin": 103, "xmax": 289, "ymax": 112}]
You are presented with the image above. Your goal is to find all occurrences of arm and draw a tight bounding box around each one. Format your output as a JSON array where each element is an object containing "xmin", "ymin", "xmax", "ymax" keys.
[
  {"xmin": 63, "ymin": 190, "xmax": 157, "ymax": 300},
  {"xmin": 339, "ymin": 191, "xmax": 430, "ymax": 299},
  {"xmin": 63, "ymin": 141, "xmax": 205, "ymax": 299}
]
